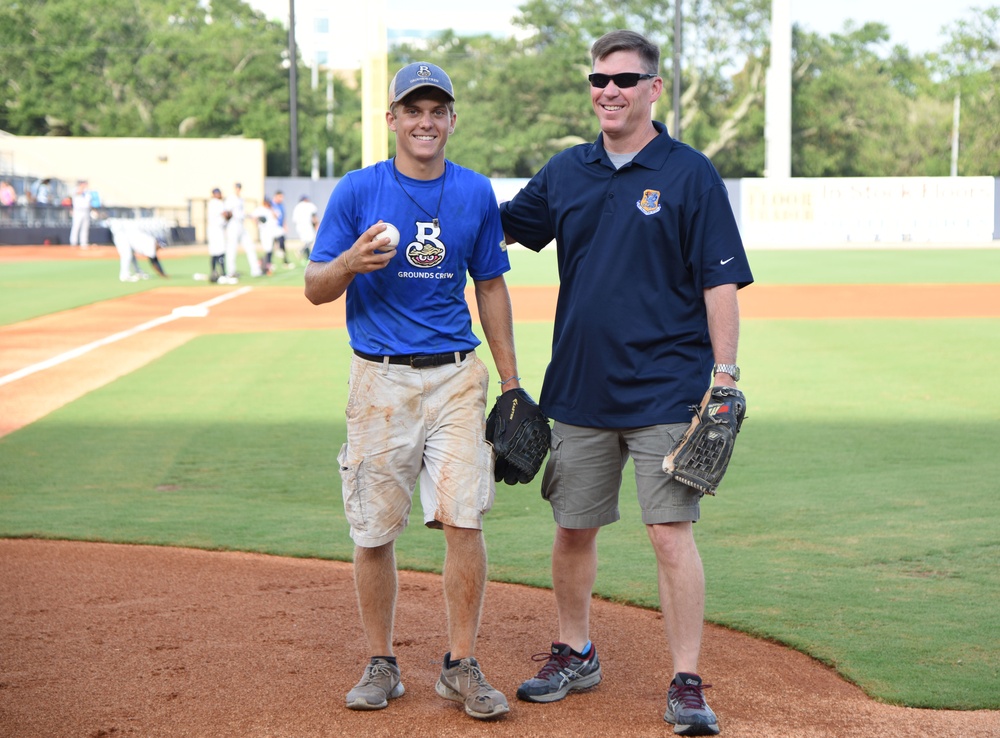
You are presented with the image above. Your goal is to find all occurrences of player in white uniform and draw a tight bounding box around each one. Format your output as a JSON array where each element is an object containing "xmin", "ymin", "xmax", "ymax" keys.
[
  {"xmin": 291, "ymin": 194, "xmax": 318, "ymax": 261},
  {"xmin": 69, "ymin": 180, "xmax": 92, "ymax": 248},
  {"xmin": 224, "ymin": 182, "xmax": 263, "ymax": 278},
  {"xmin": 108, "ymin": 219, "xmax": 167, "ymax": 281},
  {"xmin": 252, "ymin": 197, "xmax": 281, "ymax": 275},
  {"xmin": 206, "ymin": 187, "xmax": 236, "ymax": 283}
]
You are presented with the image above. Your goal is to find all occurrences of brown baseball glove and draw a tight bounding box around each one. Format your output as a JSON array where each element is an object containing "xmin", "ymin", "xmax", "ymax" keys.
[{"xmin": 662, "ymin": 386, "xmax": 746, "ymax": 495}]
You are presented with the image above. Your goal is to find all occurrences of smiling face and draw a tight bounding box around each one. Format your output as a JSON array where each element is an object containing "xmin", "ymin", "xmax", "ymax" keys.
[
  {"xmin": 590, "ymin": 49, "xmax": 662, "ymax": 152},
  {"xmin": 387, "ymin": 90, "xmax": 456, "ymax": 177}
]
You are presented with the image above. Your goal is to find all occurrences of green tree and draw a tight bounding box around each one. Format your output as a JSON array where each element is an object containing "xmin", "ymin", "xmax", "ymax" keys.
[
  {"xmin": 791, "ymin": 22, "xmax": 950, "ymax": 176},
  {"xmin": 934, "ymin": 6, "xmax": 1000, "ymax": 175},
  {"xmin": 390, "ymin": 0, "xmax": 773, "ymax": 177},
  {"xmin": 0, "ymin": 0, "xmax": 307, "ymax": 173}
]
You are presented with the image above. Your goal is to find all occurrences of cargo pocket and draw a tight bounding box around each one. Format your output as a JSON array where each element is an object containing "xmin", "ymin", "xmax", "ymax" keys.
[
  {"xmin": 539, "ymin": 428, "xmax": 560, "ymax": 502},
  {"xmin": 476, "ymin": 438, "xmax": 496, "ymax": 515},
  {"xmin": 337, "ymin": 442, "xmax": 367, "ymax": 532}
]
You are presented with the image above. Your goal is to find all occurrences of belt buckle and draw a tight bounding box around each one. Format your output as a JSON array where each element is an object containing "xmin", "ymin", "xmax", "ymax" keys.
[{"xmin": 409, "ymin": 354, "xmax": 431, "ymax": 368}]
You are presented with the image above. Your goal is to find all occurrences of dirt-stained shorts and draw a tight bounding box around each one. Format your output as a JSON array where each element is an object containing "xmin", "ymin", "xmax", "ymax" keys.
[
  {"xmin": 336, "ymin": 352, "xmax": 494, "ymax": 548},
  {"xmin": 541, "ymin": 421, "xmax": 704, "ymax": 528}
]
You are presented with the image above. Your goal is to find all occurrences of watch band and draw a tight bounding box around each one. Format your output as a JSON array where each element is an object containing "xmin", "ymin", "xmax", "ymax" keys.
[{"xmin": 713, "ymin": 363, "xmax": 740, "ymax": 381}]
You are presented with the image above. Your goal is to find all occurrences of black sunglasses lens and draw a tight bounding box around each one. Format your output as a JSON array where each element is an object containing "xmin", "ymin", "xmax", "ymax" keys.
[{"xmin": 589, "ymin": 73, "xmax": 644, "ymax": 88}]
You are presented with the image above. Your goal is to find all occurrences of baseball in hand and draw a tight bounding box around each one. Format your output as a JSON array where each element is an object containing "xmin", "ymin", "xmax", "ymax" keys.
[{"xmin": 381, "ymin": 223, "xmax": 400, "ymax": 249}]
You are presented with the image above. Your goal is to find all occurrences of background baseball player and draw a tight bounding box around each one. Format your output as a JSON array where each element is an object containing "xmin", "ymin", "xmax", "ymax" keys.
[
  {"xmin": 253, "ymin": 196, "xmax": 281, "ymax": 275},
  {"xmin": 69, "ymin": 179, "xmax": 91, "ymax": 248},
  {"xmin": 206, "ymin": 187, "xmax": 236, "ymax": 284},
  {"xmin": 291, "ymin": 194, "xmax": 318, "ymax": 262},
  {"xmin": 224, "ymin": 182, "xmax": 262, "ymax": 278},
  {"xmin": 270, "ymin": 190, "xmax": 293, "ymax": 268},
  {"xmin": 304, "ymin": 60, "xmax": 523, "ymax": 722}
]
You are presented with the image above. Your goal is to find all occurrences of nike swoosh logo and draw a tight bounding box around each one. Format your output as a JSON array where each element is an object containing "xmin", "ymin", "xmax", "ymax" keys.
[{"xmin": 720, "ymin": 257, "xmax": 735, "ymax": 265}]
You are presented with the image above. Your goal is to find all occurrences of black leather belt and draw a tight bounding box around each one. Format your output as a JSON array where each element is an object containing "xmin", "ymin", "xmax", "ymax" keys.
[{"xmin": 353, "ymin": 349, "xmax": 470, "ymax": 368}]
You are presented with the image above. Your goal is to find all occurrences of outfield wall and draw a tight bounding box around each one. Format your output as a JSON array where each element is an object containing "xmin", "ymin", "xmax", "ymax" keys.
[
  {"xmin": 480, "ymin": 177, "xmax": 999, "ymax": 249},
  {"xmin": 3, "ymin": 131, "xmax": 998, "ymax": 248},
  {"xmin": 736, "ymin": 177, "xmax": 996, "ymax": 247}
]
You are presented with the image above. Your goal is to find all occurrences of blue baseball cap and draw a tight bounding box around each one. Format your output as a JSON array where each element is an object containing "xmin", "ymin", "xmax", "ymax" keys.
[{"xmin": 389, "ymin": 62, "xmax": 454, "ymax": 104}]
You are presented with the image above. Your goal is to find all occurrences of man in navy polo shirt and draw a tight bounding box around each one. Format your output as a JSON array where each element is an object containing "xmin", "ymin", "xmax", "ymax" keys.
[{"xmin": 500, "ymin": 29, "xmax": 753, "ymax": 736}]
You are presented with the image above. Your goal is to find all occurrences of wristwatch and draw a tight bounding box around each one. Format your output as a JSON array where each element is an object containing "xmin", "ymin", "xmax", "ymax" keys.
[{"xmin": 713, "ymin": 363, "xmax": 740, "ymax": 382}]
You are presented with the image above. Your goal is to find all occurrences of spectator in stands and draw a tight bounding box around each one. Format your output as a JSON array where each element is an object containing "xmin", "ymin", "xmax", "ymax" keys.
[
  {"xmin": 32, "ymin": 178, "xmax": 53, "ymax": 205},
  {"xmin": 0, "ymin": 181, "xmax": 15, "ymax": 207}
]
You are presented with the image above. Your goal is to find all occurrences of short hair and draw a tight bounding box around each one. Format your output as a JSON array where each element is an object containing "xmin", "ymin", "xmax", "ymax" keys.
[{"xmin": 591, "ymin": 30, "xmax": 660, "ymax": 74}]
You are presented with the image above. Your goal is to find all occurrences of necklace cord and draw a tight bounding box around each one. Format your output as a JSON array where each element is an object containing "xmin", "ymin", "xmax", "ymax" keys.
[{"xmin": 392, "ymin": 159, "xmax": 446, "ymax": 228}]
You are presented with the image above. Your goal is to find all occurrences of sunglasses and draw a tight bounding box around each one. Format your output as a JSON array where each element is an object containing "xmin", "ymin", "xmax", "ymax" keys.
[{"xmin": 588, "ymin": 72, "xmax": 657, "ymax": 88}]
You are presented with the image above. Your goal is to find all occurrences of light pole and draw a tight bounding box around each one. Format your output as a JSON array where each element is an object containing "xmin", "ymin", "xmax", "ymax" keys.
[
  {"xmin": 288, "ymin": 0, "xmax": 298, "ymax": 176},
  {"xmin": 673, "ymin": 1, "xmax": 682, "ymax": 140}
]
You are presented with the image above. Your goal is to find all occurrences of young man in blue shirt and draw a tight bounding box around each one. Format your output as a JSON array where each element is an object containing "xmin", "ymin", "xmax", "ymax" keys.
[
  {"xmin": 304, "ymin": 61, "xmax": 520, "ymax": 721},
  {"xmin": 500, "ymin": 30, "xmax": 753, "ymax": 736}
]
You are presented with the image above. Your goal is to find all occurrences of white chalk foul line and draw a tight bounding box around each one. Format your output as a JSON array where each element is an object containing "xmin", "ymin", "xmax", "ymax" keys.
[{"xmin": 0, "ymin": 286, "xmax": 253, "ymax": 388}]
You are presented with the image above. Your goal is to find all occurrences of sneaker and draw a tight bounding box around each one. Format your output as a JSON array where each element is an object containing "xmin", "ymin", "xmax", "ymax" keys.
[
  {"xmin": 516, "ymin": 642, "xmax": 602, "ymax": 703},
  {"xmin": 664, "ymin": 672, "xmax": 720, "ymax": 736},
  {"xmin": 345, "ymin": 657, "xmax": 404, "ymax": 710},
  {"xmin": 435, "ymin": 653, "xmax": 509, "ymax": 720}
]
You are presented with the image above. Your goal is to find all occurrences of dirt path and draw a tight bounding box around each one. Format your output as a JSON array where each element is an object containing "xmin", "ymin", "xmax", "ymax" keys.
[{"xmin": 2, "ymin": 248, "xmax": 999, "ymax": 736}]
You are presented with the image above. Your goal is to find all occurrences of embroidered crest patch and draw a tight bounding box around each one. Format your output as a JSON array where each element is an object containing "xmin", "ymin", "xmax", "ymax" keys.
[{"xmin": 636, "ymin": 189, "xmax": 662, "ymax": 215}]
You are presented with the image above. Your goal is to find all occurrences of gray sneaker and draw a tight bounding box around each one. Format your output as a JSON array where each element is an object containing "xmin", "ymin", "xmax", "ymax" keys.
[
  {"xmin": 516, "ymin": 641, "xmax": 602, "ymax": 703},
  {"xmin": 664, "ymin": 672, "xmax": 720, "ymax": 736},
  {"xmin": 345, "ymin": 657, "xmax": 404, "ymax": 710},
  {"xmin": 435, "ymin": 653, "xmax": 510, "ymax": 720}
]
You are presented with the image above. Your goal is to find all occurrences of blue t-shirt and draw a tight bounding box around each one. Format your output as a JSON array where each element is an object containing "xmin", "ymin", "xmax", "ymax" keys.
[
  {"xmin": 312, "ymin": 159, "xmax": 509, "ymax": 355},
  {"xmin": 500, "ymin": 121, "xmax": 753, "ymax": 427}
]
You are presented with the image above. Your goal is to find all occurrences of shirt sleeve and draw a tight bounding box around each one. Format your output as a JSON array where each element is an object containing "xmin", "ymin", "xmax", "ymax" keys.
[
  {"xmin": 690, "ymin": 182, "xmax": 754, "ymax": 290},
  {"xmin": 499, "ymin": 167, "xmax": 555, "ymax": 252},
  {"xmin": 468, "ymin": 180, "xmax": 510, "ymax": 281},
  {"xmin": 311, "ymin": 177, "xmax": 359, "ymax": 263}
]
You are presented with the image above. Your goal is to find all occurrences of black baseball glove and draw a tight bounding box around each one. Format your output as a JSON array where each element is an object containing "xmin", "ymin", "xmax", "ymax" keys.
[
  {"xmin": 662, "ymin": 386, "xmax": 747, "ymax": 495},
  {"xmin": 486, "ymin": 388, "xmax": 551, "ymax": 485}
]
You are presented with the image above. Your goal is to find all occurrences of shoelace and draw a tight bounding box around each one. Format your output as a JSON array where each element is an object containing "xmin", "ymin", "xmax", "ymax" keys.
[
  {"xmin": 455, "ymin": 660, "xmax": 488, "ymax": 687},
  {"xmin": 362, "ymin": 662, "xmax": 395, "ymax": 684},
  {"xmin": 531, "ymin": 650, "xmax": 579, "ymax": 679},
  {"xmin": 672, "ymin": 681, "xmax": 713, "ymax": 709}
]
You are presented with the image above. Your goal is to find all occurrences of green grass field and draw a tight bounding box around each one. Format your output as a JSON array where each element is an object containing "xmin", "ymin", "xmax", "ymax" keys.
[{"xmin": 1, "ymin": 246, "xmax": 999, "ymax": 710}]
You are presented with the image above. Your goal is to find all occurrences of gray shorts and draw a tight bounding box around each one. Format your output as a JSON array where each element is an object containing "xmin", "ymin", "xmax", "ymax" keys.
[{"xmin": 541, "ymin": 421, "xmax": 703, "ymax": 528}]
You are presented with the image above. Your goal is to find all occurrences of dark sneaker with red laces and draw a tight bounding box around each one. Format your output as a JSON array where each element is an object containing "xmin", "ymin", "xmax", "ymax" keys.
[
  {"xmin": 516, "ymin": 642, "xmax": 602, "ymax": 703},
  {"xmin": 664, "ymin": 672, "xmax": 720, "ymax": 735}
]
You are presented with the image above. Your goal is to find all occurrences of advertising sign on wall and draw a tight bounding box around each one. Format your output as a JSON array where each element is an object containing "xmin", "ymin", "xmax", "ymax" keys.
[{"xmin": 740, "ymin": 177, "xmax": 996, "ymax": 247}]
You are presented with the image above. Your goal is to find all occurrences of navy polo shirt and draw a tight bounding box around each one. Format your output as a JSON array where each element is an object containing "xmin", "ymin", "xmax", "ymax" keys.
[{"xmin": 500, "ymin": 121, "xmax": 753, "ymax": 427}]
